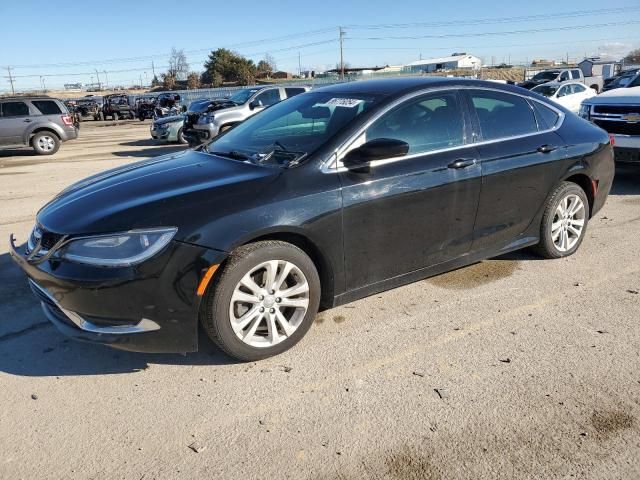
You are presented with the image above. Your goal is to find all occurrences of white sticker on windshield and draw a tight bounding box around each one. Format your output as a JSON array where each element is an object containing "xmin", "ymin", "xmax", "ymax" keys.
[{"xmin": 322, "ymin": 98, "xmax": 363, "ymax": 108}]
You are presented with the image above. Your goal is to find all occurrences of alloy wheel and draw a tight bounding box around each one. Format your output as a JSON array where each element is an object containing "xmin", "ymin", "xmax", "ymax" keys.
[
  {"xmin": 229, "ymin": 260, "xmax": 310, "ymax": 348},
  {"xmin": 38, "ymin": 135, "xmax": 55, "ymax": 152},
  {"xmin": 552, "ymin": 194, "xmax": 585, "ymax": 252}
]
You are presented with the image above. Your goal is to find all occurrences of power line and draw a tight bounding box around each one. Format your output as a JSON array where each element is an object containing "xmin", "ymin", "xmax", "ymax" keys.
[
  {"xmin": 344, "ymin": 6, "xmax": 640, "ymax": 30},
  {"xmin": 350, "ymin": 20, "xmax": 640, "ymax": 40}
]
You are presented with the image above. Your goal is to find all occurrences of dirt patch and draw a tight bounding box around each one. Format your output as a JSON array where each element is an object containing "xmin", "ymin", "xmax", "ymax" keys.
[
  {"xmin": 333, "ymin": 315, "xmax": 346, "ymax": 324},
  {"xmin": 591, "ymin": 410, "xmax": 634, "ymax": 438},
  {"xmin": 427, "ymin": 260, "xmax": 520, "ymax": 290},
  {"xmin": 384, "ymin": 447, "xmax": 440, "ymax": 480},
  {"xmin": 314, "ymin": 315, "xmax": 326, "ymax": 324}
]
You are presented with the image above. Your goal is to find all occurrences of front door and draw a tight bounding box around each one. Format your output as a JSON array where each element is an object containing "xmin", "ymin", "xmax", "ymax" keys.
[{"xmin": 338, "ymin": 90, "xmax": 482, "ymax": 291}]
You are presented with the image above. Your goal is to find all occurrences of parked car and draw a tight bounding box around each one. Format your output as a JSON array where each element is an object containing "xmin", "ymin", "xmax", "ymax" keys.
[
  {"xmin": 602, "ymin": 68, "xmax": 640, "ymax": 92},
  {"xmin": 182, "ymin": 85, "xmax": 309, "ymax": 146},
  {"xmin": 10, "ymin": 78, "xmax": 613, "ymax": 360},
  {"xmin": 0, "ymin": 96, "xmax": 78, "ymax": 155},
  {"xmin": 150, "ymin": 114, "xmax": 187, "ymax": 144},
  {"xmin": 102, "ymin": 94, "xmax": 135, "ymax": 121},
  {"xmin": 532, "ymin": 81, "xmax": 596, "ymax": 113},
  {"xmin": 580, "ymin": 86, "xmax": 640, "ymax": 164},
  {"xmin": 519, "ymin": 68, "xmax": 605, "ymax": 92}
]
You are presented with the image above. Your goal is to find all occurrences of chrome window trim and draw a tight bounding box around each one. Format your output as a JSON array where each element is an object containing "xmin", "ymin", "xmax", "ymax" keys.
[{"xmin": 320, "ymin": 85, "xmax": 565, "ymax": 173}]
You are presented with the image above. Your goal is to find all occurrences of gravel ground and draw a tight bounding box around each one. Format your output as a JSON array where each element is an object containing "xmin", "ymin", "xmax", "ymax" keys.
[{"xmin": 0, "ymin": 121, "xmax": 639, "ymax": 480}]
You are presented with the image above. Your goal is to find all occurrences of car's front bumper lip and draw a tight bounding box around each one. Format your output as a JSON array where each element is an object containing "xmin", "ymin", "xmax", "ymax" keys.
[{"xmin": 9, "ymin": 234, "xmax": 228, "ymax": 353}]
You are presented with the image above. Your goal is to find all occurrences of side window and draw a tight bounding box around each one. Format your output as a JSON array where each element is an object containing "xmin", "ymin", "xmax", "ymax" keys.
[
  {"xmin": 32, "ymin": 100, "xmax": 62, "ymax": 115},
  {"xmin": 573, "ymin": 84, "xmax": 586, "ymax": 93},
  {"xmin": 571, "ymin": 70, "xmax": 582, "ymax": 80},
  {"xmin": 254, "ymin": 89, "xmax": 281, "ymax": 107},
  {"xmin": 469, "ymin": 90, "xmax": 538, "ymax": 140},
  {"xmin": 532, "ymin": 102, "xmax": 560, "ymax": 130},
  {"xmin": 559, "ymin": 71, "xmax": 570, "ymax": 81},
  {"xmin": 366, "ymin": 92, "xmax": 464, "ymax": 155},
  {"xmin": 1, "ymin": 101, "xmax": 30, "ymax": 117},
  {"xmin": 284, "ymin": 87, "xmax": 306, "ymax": 98},
  {"xmin": 557, "ymin": 85, "xmax": 571, "ymax": 97}
]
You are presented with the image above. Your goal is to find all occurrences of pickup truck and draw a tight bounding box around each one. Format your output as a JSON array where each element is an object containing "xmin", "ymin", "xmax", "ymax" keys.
[
  {"xmin": 580, "ymin": 85, "xmax": 640, "ymax": 164},
  {"xmin": 519, "ymin": 68, "xmax": 605, "ymax": 92},
  {"xmin": 182, "ymin": 85, "xmax": 309, "ymax": 147}
]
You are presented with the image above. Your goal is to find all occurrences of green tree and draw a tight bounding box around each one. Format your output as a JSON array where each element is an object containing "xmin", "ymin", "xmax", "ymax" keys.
[{"xmin": 201, "ymin": 48, "xmax": 257, "ymax": 86}]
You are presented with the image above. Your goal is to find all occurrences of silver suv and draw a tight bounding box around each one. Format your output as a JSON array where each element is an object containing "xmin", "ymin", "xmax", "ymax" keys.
[
  {"xmin": 0, "ymin": 96, "xmax": 79, "ymax": 155},
  {"xmin": 183, "ymin": 86, "xmax": 309, "ymax": 146}
]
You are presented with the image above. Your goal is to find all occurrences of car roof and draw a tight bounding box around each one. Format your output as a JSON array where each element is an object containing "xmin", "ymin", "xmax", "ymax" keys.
[
  {"xmin": 312, "ymin": 77, "xmax": 528, "ymax": 97},
  {"xmin": 0, "ymin": 96, "xmax": 59, "ymax": 101}
]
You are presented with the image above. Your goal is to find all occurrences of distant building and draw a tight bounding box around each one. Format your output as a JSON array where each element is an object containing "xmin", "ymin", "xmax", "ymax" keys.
[
  {"xmin": 578, "ymin": 57, "xmax": 619, "ymax": 79},
  {"xmin": 403, "ymin": 53, "xmax": 481, "ymax": 73},
  {"xmin": 325, "ymin": 66, "xmax": 388, "ymax": 76},
  {"xmin": 271, "ymin": 71, "xmax": 293, "ymax": 80},
  {"xmin": 531, "ymin": 59, "xmax": 556, "ymax": 67},
  {"xmin": 64, "ymin": 83, "xmax": 84, "ymax": 90}
]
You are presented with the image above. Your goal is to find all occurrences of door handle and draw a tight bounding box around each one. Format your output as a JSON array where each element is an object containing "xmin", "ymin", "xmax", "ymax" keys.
[
  {"xmin": 537, "ymin": 144, "xmax": 557, "ymax": 153},
  {"xmin": 23, "ymin": 119, "xmax": 32, "ymax": 123},
  {"xmin": 448, "ymin": 158, "xmax": 477, "ymax": 169}
]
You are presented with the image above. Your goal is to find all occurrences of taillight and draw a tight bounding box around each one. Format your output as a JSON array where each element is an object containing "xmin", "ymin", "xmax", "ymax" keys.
[
  {"xmin": 61, "ymin": 115, "xmax": 73, "ymax": 126},
  {"xmin": 609, "ymin": 134, "xmax": 615, "ymax": 147}
]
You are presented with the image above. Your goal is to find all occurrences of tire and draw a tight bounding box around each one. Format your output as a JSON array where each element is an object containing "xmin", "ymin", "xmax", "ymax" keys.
[
  {"xmin": 31, "ymin": 131, "xmax": 60, "ymax": 155},
  {"xmin": 112, "ymin": 112, "xmax": 119, "ymax": 121},
  {"xmin": 176, "ymin": 127, "xmax": 187, "ymax": 144},
  {"xmin": 532, "ymin": 181, "xmax": 589, "ymax": 259},
  {"xmin": 201, "ymin": 240, "xmax": 321, "ymax": 361}
]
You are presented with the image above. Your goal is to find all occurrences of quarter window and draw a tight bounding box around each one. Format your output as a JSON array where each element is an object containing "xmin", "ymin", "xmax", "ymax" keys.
[
  {"xmin": 32, "ymin": 100, "xmax": 62, "ymax": 115},
  {"xmin": 532, "ymin": 102, "xmax": 560, "ymax": 130},
  {"xmin": 284, "ymin": 87, "xmax": 306, "ymax": 98},
  {"xmin": 365, "ymin": 92, "xmax": 464, "ymax": 155},
  {"xmin": 1, "ymin": 101, "xmax": 29, "ymax": 117},
  {"xmin": 469, "ymin": 90, "xmax": 538, "ymax": 140}
]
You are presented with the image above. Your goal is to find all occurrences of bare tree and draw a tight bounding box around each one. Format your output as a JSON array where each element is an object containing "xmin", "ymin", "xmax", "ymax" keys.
[
  {"xmin": 167, "ymin": 48, "xmax": 189, "ymax": 81},
  {"xmin": 625, "ymin": 48, "xmax": 640, "ymax": 64}
]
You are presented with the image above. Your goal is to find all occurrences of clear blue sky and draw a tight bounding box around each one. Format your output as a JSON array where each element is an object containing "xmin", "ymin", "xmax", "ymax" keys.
[{"xmin": 0, "ymin": 0, "xmax": 638, "ymax": 91}]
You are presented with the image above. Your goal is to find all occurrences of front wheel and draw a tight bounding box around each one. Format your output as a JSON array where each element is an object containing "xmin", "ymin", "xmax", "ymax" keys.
[
  {"xmin": 176, "ymin": 127, "xmax": 187, "ymax": 144},
  {"xmin": 533, "ymin": 181, "xmax": 589, "ymax": 259},
  {"xmin": 201, "ymin": 241, "xmax": 321, "ymax": 361}
]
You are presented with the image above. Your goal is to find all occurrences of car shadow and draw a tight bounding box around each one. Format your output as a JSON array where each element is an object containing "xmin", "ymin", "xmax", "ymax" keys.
[
  {"xmin": 0, "ymin": 250, "xmax": 238, "ymax": 377},
  {"xmin": 0, "ymin": 148, "xmax": 39, "ymax": 158},
  {"xmin": 610, "ymin": 165, "xmax": 640, "ymax": 195}
]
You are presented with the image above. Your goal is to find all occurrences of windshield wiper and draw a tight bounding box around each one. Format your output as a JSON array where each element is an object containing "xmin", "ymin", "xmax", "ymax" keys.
[{"xmin": 209, "ymin": 150, "xmax": 250, "ymax": 160}]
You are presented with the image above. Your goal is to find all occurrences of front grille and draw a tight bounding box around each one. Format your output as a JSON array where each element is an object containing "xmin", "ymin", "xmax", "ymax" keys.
[
  {"xmin": 185, "ymin": 113, "xmax": 200, "ymax": 126},
  {"xmin": 27, "ymin": 226, "xmax": 64, "ymax": 254},
  {"xmin": 594, "ymin": 105, "xmax": 640, "ymax": 115},
  {"xmin": 593, "ymin": 119, "xmax": 640, "ymax": 136}
]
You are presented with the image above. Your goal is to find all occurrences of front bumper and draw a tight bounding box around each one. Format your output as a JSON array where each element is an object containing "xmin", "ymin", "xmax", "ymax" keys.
[
  {"xmin": 9, "ymin": 235, "xmax": 227, "ymax": 353},
  {"xmin": 150, "ymin": 125, "xmax": 170, "ymax": 140},
  {"xmin": 185, "ymin": 123, "xmax": 219, "ymax": 144}
]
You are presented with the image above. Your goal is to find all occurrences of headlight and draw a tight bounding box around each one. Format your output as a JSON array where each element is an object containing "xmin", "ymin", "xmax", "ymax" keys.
[
  {"xmin": 579, "ymin": 104, "xmax": 591, "ymax": 120},
  {"xmin": 60, "ymin": 227, "xmax": 177, "ymax": 267}
]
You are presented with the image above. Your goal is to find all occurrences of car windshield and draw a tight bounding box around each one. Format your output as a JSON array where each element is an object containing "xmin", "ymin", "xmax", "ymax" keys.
[
  {"xmin": 532, "ymin": 71, "xmax": 560, "ymax": 81},
  {"xmin": 532, "ymin": 85, "xmax": 558, "ymax": 97},
  {"xmin": 228, "ymin": 88, "xmax": 262, "ymax": 104},
  {"xmin": 627, "ymin": 74, "xmax": 640, "ymax": 88},
  {"xmin": 205, "ymin": 91, "xmax": 382, "ymax": 167}
]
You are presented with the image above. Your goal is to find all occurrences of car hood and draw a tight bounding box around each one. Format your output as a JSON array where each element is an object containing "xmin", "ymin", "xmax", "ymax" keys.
[
  {"xmin": 154, "ymin": 114, "xmax": 184, "ymax": 125},
  {"xmin": 519, "ymin": 80, "xmax": 546, "ymax": 89},
  {"xmin": 586, "ymin": 86, "xmax": 640, "ymax": 105},
  {"xmin": 37, "ymin": 150, "xmax": 280, "ymax": 241}
]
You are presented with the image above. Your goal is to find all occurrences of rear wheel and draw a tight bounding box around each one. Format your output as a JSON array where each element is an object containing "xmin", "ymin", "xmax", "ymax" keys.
[
  {"xmin": 177, "ymin": 127, "xmax": 187, "ymax": 144},
  {"xmin": 533, "ymin": 182, "xmax": 589, "ymax": 259},
  {"xmin": 201, "ymin": 241, "xmax": 320, "ymax": 361},
  {"xmin": 31, "ymin": 131, "xmax": 60, "ymax": 155}
]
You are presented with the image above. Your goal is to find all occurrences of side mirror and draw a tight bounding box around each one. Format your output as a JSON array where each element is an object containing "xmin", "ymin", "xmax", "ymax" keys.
[
  {"xmin": 343, "ymin": 138, "xmax": 409, "ymax": 172},
  {"xmin": 249, "ymin": 99, "xmax": 264, "ymax": 110},
  {"xmin": 182, "ymin": 105, "xmax": 187, "ymax": 113}
]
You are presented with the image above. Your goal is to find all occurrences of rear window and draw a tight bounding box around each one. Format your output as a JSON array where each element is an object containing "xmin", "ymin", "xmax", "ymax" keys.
[
  {"xmin": 285, "ymin": 87, "xmax": 307, "ymax": 98},
  {"xmin": 1, "ymin": 101, "xmax": 29, "ymax": 117},
  {"xmin": 32, "ymin": 100, "xmax": 62, "ymax": 115}
]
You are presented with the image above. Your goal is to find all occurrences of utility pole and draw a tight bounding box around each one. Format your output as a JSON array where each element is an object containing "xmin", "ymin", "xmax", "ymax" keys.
[
  {"xmin": 103, "ymin": 70, "xmax": 108, "ymax": 89},
  {"xmin": 152, "ymin": 61, "xmax": 156, "ymax": 78},
  {"xmin": 95, "ymin": 69, "xmax": 101, "ymax": 89},
  {"xmin": 298, "ymin": 52, "xmax": 302, "ymax": 77},
  {"xmin": 6, "ymin": 66, "xmax": 15, "ymax": 94},
  {"xmin": 40, "ymin": 76, "xmax": 46, "ymax": 91},
  {"xmin": 339, "ymin": 26, "xmax": 345, "ymax": 81}
]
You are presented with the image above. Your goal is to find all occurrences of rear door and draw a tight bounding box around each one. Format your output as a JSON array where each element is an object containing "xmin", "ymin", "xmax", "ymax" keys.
[
  {"xmin": 464, "ymin": 89, "xmax": 566, "ymax": 252},
  {"xmin": 339, "ymin": 90, "xmax": 482, "ymax": 290},
  {"xmin": 0, "ymin": 101, "xmax": 31, "ymax": 145}
]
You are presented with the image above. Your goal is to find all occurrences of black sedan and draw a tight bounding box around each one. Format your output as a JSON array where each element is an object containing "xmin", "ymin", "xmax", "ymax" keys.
[{"xmin": 10, "ymin": 78, "xmax": 614, "ymax": 361}]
